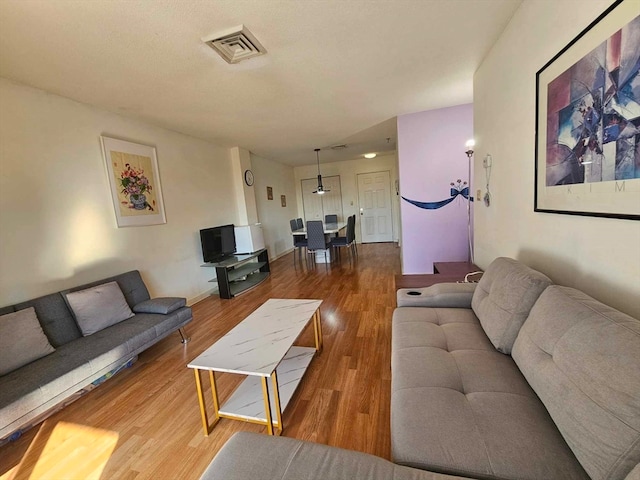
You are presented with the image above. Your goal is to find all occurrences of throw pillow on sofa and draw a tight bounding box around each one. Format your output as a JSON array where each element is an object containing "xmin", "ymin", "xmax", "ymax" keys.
[
  {"xmin": 0, "ymin": 307, "xmax": 55, "ymax": 376},
  {"xmin": 133, "ymin": 297, "xmax": 186, "ymax": 315},
  {"xmin": 65, "ymin": 281, "xmax": 134, "ymax": 336}
]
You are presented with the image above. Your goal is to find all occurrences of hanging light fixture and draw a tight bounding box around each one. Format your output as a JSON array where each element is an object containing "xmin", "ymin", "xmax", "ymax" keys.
[{"xmin": 312, "ymin": 148, "xmax": 330, "ymax": 194}]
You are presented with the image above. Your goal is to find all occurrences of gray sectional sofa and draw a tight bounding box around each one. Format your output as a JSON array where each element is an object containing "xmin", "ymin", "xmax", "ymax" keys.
[
  {"xmin": 200, "ymin": 257, "xmax": 640, "ymax": 480},
  {"xmin": 0, "ymin": 270, "xmax": 192, "ymax": 443}
]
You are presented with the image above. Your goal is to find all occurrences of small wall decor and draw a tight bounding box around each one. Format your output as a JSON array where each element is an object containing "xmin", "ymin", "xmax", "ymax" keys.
[
  {"xmin": 402, "ymin": 179, "xmax": 473, "ymax": 210},
  {"xmin": 281, "ymin": 195, "xmax": 286, "ymax": 207},
  {"xmin": 101, "ymin": 136, "xmax": 166, "ymax": 227},
  {"xmin": 267, "ymin": 186, "xmax": 273, "ymax": 200},
  {"xmin": 535, "ymin": 0, "xmax": 639, "ymax": 219}
]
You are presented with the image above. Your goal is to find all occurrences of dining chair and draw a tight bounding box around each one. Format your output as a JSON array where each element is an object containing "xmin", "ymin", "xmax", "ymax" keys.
[
  {"xmin": 290, "ymin": 219, "xmax": 307, "ymax": 266},
  {"xmin": 330, "ymin": 215, "xmax": 356, "ymax": 263},
  {"xmin": 296, "ymin": 218, "xmax": 303, "ymax": 230},
  {"xmin": 306, "ymin": 220, "xmax": 331, "ymax": 268},
  {"xmin": 324, "ymin": 214, "xmax": 338, "ymax": 224},
  {"xmin": 351, "ymin": 214, "xmax": 358, "ymax": 256}
]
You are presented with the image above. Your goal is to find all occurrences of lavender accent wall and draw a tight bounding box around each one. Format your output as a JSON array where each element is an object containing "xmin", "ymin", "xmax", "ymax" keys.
[{"xmin": 398, "ymin": 104, "xmax": 474, "ymax": 274}]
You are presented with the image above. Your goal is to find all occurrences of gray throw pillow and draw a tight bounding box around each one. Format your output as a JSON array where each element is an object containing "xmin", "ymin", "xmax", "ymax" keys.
[
  {"xmin": 0, "ymin": 307, "xmax": 55, "ymax": 376},
  {"xmin": 65, "ymin": 281, "xmax": 134, "ymax": 336},
  {"xmin": 133, "ymin": 297, "xmax": 186, "ymax": 315}
]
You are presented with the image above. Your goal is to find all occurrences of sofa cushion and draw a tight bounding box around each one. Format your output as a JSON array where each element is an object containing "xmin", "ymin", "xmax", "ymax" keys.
[
  {"xmin": 201, "ymin": 432, "xmax": 467, "ymax": 480},
  {"xmin": 512, "ymin": 286, "xmax": 640, "ymax": 480},
  {"xmin": 0, "ymin": 307, "xmax": 55, "ymax": 376},
  {"xmin": 391, "ymin": 306, "xmax": 589, "ymax": 480},
  {"xmin": 471, "ymin": 257, "xmax": 552, "ymax": 354},
  {"xmin": 133, "ymin": 297, "xmax": 186, "ymax": 315},
  {"xmin": 65, "ymin": 282, "xmax": 135, "ymax": 336},
  {"xmin": 62, "ymin": 270, "xmax": 151, "ymax": 309},
  {"xmin": 14, "ymin": 293, "xmax": 81, "ymax": 348}
]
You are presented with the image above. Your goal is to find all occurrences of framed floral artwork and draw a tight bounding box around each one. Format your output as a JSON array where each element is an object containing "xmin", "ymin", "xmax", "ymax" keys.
[
  {"xmin": 101, "ymin": 136, "xmax": 167, "ymax": 227},
  {"xmin": 534, "ymin": 0, "xmax": 639, "ymax": 219}
]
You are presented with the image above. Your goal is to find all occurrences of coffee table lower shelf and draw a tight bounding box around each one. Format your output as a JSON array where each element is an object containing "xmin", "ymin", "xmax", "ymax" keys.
[{"xmin": 218, "ymin": 346, "xmax": 315, "ymax": 424}]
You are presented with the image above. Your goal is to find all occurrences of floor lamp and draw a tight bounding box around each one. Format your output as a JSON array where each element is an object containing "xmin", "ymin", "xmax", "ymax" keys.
[{"xmin": 465, "ymin": 139, "xmax": 475, "ymax": 264}]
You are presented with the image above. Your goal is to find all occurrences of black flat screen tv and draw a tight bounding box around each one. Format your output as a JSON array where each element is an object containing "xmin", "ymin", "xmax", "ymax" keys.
[{"xmin": 200, "ymin": 224, "xmax": 236, "ymax": 263}]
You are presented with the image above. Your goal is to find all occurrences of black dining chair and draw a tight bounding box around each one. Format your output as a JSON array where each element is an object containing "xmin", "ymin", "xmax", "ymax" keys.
[
  {"xmin": 324, "ymin": 214, "xmax": 338, "ymax": 224},
  {"xmin": 296, "ymin": 218, "xmax": 303, "ymax": 230},
  {"xmin": 306, "ymin": 220, "xmax": 331, "ymax": 269},
  {"xmin": 330, "ymin": 215, "xmax": 356, "ymax": 263},
  {"xmin": 351, "ymin": 214, "xmax": 358, "ymax": 256},
  {"xmin": 290, "ymin": 219, "xmax": 307, "ymax": 265}
]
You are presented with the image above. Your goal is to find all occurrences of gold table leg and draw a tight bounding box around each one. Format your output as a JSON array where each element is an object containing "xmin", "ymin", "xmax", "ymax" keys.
[
  {"xmin": 271, "ymin": 371, "xmax": 283, "ymax": 435},
  {"xmin": 193, "ymin": 369, "xmax": 210, "ymax": 436},
  {"xmin": 261, "ymin": 377, "xmax": 274, "ymax": 435},
  {"xmin": 313, "ymin": 309, "xmax": 323, "ymax": 352},
  {"xmin": 209, "ymin": 371, "xmax": 220, "ymax": 425}
]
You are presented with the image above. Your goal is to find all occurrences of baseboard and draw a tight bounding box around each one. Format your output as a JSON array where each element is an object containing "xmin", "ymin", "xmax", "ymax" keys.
[
  {"xmin": 187, "ymin": 288, "xmax": 218, "ymax": 307},
  {"xmin": 270, "ymin": 247, "xmax": 294, "ymax": 262}
]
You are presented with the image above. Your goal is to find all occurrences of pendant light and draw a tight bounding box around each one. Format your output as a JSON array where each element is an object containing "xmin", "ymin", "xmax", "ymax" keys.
[{"xmin": 312, "ymin": 148, "xmax": 330, "ymax": 194}]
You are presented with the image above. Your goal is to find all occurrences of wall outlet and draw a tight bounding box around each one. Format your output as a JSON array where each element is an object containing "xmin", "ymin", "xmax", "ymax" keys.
[
  {"xmin": 483, "ymin": 154, "xmax": 492, "ymax": 168},
  {"xmin": 476, "ymin": 189, "xmax": 482, "ymax": 200}
]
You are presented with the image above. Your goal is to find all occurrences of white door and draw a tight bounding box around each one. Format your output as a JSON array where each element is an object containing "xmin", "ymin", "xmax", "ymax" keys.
[
  {"xmin": 357, "ymin": 171, "xmax": 393, "ymax": 243},
  {"xmin": 301, "ymin": 175, "xmax": 343, "ymax": 222},
  {"xmin": 301, "ymin": 178, "xmax": 323, "ymax": 221}
]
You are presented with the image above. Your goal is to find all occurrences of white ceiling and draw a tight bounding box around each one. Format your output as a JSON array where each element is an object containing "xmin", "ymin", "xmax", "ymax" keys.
[{"xmin": 0, "ymin": 0, "xmax": 521, "ymax": 166}]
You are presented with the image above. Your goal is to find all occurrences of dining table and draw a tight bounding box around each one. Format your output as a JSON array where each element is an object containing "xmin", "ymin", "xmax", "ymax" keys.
[{"xmin": 291, "ymin": 222, "xmax": 347, "ymax": 236}]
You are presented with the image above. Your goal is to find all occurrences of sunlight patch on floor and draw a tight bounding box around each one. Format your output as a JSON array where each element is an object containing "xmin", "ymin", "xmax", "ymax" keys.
[{"xmin": 6, "ymin": 421, "xmax": 119, "ymax": 480}]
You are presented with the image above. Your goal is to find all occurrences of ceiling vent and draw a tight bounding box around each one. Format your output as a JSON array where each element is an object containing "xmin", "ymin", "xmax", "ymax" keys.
[
  {"xmin": 330, "ymin": 144, "xmax": 348, "ymax": 150},
  {"xmin": 204, "ymin": 25, "xmax": 266, "ymax": 64}
]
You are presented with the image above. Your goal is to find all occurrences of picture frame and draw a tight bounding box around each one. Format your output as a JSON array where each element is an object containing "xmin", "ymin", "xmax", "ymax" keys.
[
  {"xmin": 267, "ymin": 186, "xmax": 273, "ymax": 200},
  {"xmin": 534, "ymin": 0, "xmax": 639, "ymax": 220},
  {"xmin": 101, "ymin": 136, "xmax": 167, "ymax": 227}
]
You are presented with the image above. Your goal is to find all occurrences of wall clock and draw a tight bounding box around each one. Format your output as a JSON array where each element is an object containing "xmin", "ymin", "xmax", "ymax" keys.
[{"xmin": 244, "ymin": 169, "xmax": 254, "ymax": 186}]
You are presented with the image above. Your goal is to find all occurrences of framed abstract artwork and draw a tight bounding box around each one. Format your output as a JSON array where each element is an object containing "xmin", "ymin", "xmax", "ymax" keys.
[
  {"xmin": 101, "ymin": 136, "xmax": 167, "ymax": 227},
  {"xmin": 535, "ymin": 0, "xmax": 639, "ymax": 219}
]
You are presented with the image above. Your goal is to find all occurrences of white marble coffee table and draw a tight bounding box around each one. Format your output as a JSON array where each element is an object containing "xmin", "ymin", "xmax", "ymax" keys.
[{"xmin": 187, "ymin": 298, "xmax": 323, "ymax": 436}]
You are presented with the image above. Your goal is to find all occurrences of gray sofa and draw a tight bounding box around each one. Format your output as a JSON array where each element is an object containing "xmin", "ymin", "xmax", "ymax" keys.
[
  {"xmin": 200, "ymin": 257, "xmax": 640, "ymax": 480},
  {"xmin": 0, "ymin": 270, "xmax": 192, "ymax": 443}
]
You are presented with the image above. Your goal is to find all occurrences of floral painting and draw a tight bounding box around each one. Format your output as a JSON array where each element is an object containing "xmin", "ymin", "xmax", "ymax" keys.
[{"xmin": 101, "ymin": 137, "xmax": 166, "ymax": 227}]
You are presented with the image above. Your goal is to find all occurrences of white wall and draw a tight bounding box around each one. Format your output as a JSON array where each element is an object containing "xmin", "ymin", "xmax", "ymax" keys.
[
  {"xmin": 474, "ymin": 0, "xmax": 640, "ymax": 318},
  {"xmin": 0, "ymin": 78, "xmax": 238, "ymax": 306},
  {"xmin": 251, "ymin": 153, "xmax": 299, "ymax": 260},
  {"xmin": 293, "ymin": 153, "xmax": 400, "ymax": 244}
]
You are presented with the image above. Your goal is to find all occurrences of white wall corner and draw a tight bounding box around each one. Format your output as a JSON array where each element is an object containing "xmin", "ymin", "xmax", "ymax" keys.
[{"xmin": 230, "ymin": 146, "xmax": 258, "ymax": 225}]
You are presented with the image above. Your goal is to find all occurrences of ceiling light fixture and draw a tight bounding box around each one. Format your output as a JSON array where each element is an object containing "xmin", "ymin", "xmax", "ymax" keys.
[
  {"xmin": 312, "ymin": 148, "xmax": 330, "ymax": 195},
  {"xmin": 364, "ymin": 153, "xmax": 377, "ymax": 159}
]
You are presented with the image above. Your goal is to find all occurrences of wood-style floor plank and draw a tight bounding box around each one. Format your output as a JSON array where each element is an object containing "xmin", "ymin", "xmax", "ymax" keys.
[{"xmin": 0, "ymin": 243, "xmax": 401, "ymax": 480}]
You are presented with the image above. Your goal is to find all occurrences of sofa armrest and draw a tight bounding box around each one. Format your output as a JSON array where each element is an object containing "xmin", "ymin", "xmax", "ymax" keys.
[
  {"xmin": 200, "ymin": 432, "xmax": 466, "ymax": 480},
  {"xmin": 397, "ymin": 283, "xmax": 477, "ymax": 308},
  {"xmin": 133, "ymin": 297, "xmax": 186, "ymax": 315}
]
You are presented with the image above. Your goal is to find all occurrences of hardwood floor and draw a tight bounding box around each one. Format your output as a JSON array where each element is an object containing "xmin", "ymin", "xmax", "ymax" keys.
[{"xmin": 0, "ymin": 242, "xmax": 401, "ymax": 480}]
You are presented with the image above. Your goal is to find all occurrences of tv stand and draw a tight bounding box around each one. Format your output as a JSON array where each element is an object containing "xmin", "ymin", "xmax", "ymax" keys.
[{"xmin": 202, "ymin": 248, "xmax": 270, "ymax": 299}]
